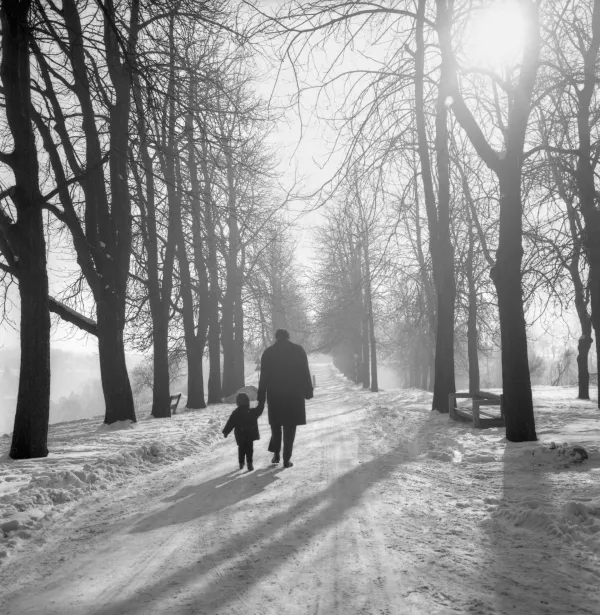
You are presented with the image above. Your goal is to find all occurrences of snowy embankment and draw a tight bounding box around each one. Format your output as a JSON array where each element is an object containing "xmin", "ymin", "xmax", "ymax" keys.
[
  {"xmin": 368, "ymin": 384, "xmax": 600, "ymax": 566},
  {"xmin": 0, "ymin": 397, "xmax": 233, "ymax": 559}
]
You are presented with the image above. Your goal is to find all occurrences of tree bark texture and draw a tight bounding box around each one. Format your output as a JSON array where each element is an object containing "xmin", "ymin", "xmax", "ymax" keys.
[
  {"xmin": 491, "ymin": 170, "xmax": 536, "ymax": 441},
  {"xmin": 97, "ymin": 298, "xmax": 136, "ymax": 424},
  {"xmin": 10, "ymin": 228, "xmax": 51, "ymax": 459}
]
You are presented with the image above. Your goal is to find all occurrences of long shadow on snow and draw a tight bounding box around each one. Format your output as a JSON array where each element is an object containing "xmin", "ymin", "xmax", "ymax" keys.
[
  {"xmin": 91, "ymin": 444, "xmax": 408, "ymax": 615},
  {"xmin": 131, "ymin": 468, "xmax": 285, "ymax": 532},
  {"xmin": 487, "ymin": 443, "xmax": 599, "ymax": 614}
]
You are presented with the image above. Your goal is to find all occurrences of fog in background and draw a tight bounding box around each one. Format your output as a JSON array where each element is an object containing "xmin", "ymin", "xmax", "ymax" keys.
[{"xmin": 0, "ymin": 342, "xmax": 405, "ymax": 436}]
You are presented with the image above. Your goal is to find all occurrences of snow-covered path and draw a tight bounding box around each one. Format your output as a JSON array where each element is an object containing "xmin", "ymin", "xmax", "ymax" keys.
[{"xmin": 2, "ymin": 359, "xmax": 600, "ymax": 614}]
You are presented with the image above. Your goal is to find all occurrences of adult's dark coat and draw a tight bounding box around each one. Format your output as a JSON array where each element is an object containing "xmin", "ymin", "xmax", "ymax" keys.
[
  {"xmin": 257, "ymin": 339, "xmax": 313, "ymax": 426},
  {"xmin": 222, "ymin": 405, "xmax": 263, "ymax": 446}
]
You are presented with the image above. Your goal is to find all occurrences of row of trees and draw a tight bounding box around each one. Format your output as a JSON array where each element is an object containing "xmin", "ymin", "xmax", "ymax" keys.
[
  {"xmin": 270, "ymin": 0, "xmax": 600, "ymax": 442},
  {"xmin": 312, "ymin": 178, "xmax": 380, "ymax": 392},
  {"xmin": 0, "ymin": 0, "xmax": 308, "ymax": 459}
]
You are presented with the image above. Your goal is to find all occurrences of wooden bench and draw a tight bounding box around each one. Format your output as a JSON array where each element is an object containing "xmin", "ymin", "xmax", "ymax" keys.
[
  {"xmin": 170, "ymin": 393, "xmax": 182, "ymax": 415},
  {"xmin": 448, "ymin": 390, "xmax": 505, "ymax": 429}
]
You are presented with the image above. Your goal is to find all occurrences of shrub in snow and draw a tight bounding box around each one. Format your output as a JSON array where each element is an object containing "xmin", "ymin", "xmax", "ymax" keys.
[
  {"xmin": 547, "ymin": 442, "xmax": 588, "ymax": 463},
  {"xmin": 530, "ymin": 442, "xmax": 590, "ymax": 466}
]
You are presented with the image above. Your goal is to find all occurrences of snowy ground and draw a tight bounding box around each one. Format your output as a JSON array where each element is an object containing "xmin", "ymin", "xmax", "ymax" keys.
[{"xmin": 1, "ymin": 358, "xmax": 600, "ymax": 614}]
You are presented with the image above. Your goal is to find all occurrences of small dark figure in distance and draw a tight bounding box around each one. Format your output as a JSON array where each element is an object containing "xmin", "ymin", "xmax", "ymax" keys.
[
  {"xmin": 256, "ymin": 329, "xmax": 313, "ymax": 468},
  {"xmin": 223, "ymin": 392, "xmax": 264, "ymax": 471}
]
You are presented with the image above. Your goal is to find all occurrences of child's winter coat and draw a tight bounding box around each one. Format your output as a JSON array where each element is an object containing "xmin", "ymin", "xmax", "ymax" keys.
[{"xmin": 223, "ymin": 405, "xmax": 263, "ymax": 445}]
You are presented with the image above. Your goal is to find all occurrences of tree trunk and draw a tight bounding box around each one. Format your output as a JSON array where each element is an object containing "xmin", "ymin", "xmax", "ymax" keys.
[
  {"xmin": 492, "ymin": 170, "xmax": 536, "ymax": 441},
  {"xmin": 437, "ymin": 0, "xmax": 539, "ymax": 439},
  {"xmin": 428, "ymin": 348, "xmax": 435, "ymax": 392},
  {"xmin": 207, "ymin": 303, "xmax": 222, "ymax": 404},
  {"xmin": 98, "ymin": 298, "xmax": 136, "ymax": 424},
  {"xmin": 574, "ymin": 267, "xmax": 592, "ymax": 399},
  {"xmin": 140, "ymin": 22, "xmax": 177, "ymax": 419},
  {"xmin": 10, "ymin": 237, "xmax": 51, "ymax": 459},
  {"xmin": 432, "ymin": 270, "xmax": 455, "ymax": 409},
  {"xmin": 369, "ymin": 319, "xmax": 378, "ymax": 392},
  {"xmin": 467, "ymin": 287, "xmax": 480, "ymax": 394},
  {"xmin": 133, "ymin": 84, "xmax": 173, "ymax": 419},
  {"xmin": 272, "ymin": 277, "xmax": 286, "ymax": 331},
  {"xmin": 221, "ymin": 305, "xmax": 236, "ymax": 397},
  {"xmin": 151, "ymin": 317, "xmax": 172, "ymax": 418},
  {"xmin": 174, "ymin": 161, "xmax": 206, "ymax": 410},
  {"xmin": 466, "ymin": 208, "xmax": 480, "ymax": 394},
  {"xmin": 199, "ymin": 135, "xmax": 222, "ymax": 404},
  {"xmin": 361, "ymin": 317, "xmax": 370, "ymax": 388},
  {"xmin": 575, "ymin": 0, "xmax": 600, "ymax": 407},
  {"xmin": 1, "ymin": 0, "xmax": 53, "ymax": 458},
  {"xmin": 584, "ymin": 244, "xmax": 600, "ymax": 407},
  {"xmin": 576, "ymin": 334, "xmax": 592, "ymax": 400},
  {"xmin": 362, "ymin": 235, "xmax": 378, "ymax": 392},
  {"xmin": 221, "ymin": 137, "xmax": 239, "ymax": 399},
  {"xmin": 415, "ymin": 0, "xmax": 455, "ymax": 412},
  {"xmin": 233, "ymin": 252, "xmax": 245, "ymax": 391},
  {"xmin": 185, "ymin": 71, "xmax": 209, "ymax": 410},
  {"xmin": 186, "ymin": 343, "xmax": 205, "ymax": 409},
  {"xmin": 542, "ymin": 126, "xmax": 591, "ymax": 400}
]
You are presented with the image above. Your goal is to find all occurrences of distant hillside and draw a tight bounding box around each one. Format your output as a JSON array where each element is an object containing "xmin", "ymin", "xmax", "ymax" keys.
[{"xmin": 0, "ymin": 347, "xmax": 143, "ymax": 435}]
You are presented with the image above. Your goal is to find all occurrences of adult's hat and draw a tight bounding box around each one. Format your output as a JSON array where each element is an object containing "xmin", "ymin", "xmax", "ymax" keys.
[{"xmin": 275, "ymin": 328, "xmax": 290, "ymax": 340}]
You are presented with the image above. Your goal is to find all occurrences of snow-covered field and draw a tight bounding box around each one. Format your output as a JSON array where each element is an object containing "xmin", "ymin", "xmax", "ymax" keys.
[{"xmin": 1, "ymin": 359, "xmax": 599, "ymax": 614}]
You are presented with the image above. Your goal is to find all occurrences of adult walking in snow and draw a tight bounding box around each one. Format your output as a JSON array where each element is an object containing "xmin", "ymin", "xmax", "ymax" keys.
[{"xmin": 256, "ymin": 329, "xmax": 313, "ymax": 468}]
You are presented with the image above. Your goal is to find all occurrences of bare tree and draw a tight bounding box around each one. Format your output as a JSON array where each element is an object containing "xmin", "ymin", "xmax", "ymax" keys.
[
  {"xmin": 437, "ymin": 0, "xmax": 540, "ymax": 441},
  {"xmin": 0, "ymin": 0, "xmax": 51, "ymax": 458}
]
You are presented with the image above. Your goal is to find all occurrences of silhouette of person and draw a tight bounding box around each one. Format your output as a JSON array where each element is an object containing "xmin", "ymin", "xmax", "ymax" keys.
[{"xmin": 256, "ymin": 329, "xmax": 313, "ymax": 468}]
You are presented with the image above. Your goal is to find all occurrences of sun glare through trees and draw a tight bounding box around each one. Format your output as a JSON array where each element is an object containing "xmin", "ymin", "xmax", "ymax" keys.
[
  {"xmin": 464, "ymin": 1, "xmax": 526, "ymax": 70},
  {"xmin": 1, "ymin": 1, "xmax": 600, "ymax": 610}
]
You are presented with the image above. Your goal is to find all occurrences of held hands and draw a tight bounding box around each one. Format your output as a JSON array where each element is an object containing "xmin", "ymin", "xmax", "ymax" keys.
[{"xmin": 256, "ymin": 401, "xmax": 265, "ymax": 412}]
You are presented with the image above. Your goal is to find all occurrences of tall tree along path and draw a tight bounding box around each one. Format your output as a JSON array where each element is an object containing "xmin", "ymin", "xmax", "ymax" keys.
[{"xmin": 2, "ymin": 358, "xmax": 598, "ymax": 614}]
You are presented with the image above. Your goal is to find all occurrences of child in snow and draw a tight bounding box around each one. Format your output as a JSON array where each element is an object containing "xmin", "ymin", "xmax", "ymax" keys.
[{"xmin": 222, "ymin": 392, "xmax": 263, "ymax": 471}]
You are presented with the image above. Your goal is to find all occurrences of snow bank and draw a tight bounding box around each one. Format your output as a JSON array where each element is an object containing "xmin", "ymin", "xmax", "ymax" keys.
[
  {"xmin": 0, "ymin": 399, "xmax": 231, "ymax": 560},
  {"xmin": 494, "ymin": 496, "xmax": 600, "ymax": 557},
  {"xmin": 374, "ymin": 384, "xmax": 600, "ymax": 562}
]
